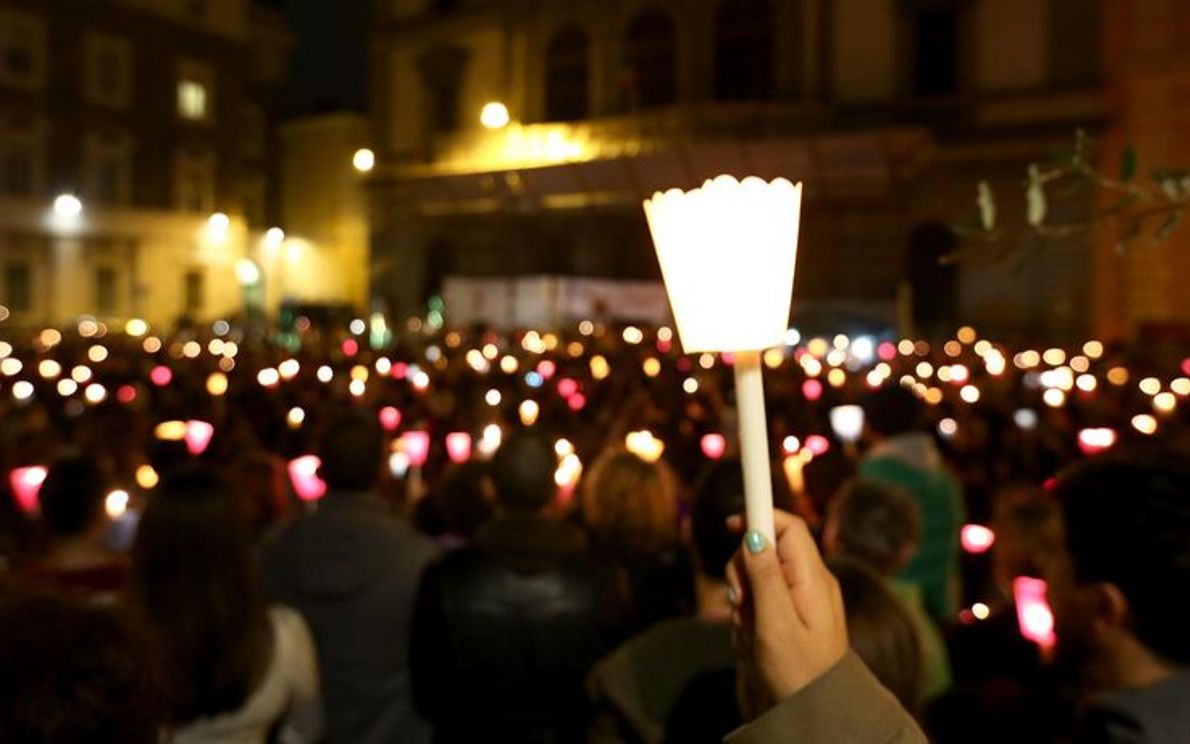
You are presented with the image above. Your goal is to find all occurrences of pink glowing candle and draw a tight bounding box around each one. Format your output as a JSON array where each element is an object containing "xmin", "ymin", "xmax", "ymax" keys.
[
  {"xmin": 537, "ymin": 360, "xmax": 557, "ymax": 380},
  {"xmin": 1014, "ymin": 576, "xmax": 1056, "ymax": 651},
  {"xmin": 9, "ymin": 466, "xmax": 47, "ymax": 514},
  {"xmin": 700, "ymin": 433, "xmax": 727, "ymax": 460},
  {"xmin": 150, "ymin": 365, "xmax": 173, "ymax": 387},
  {"xmin": 288, "ymin": 455, "xmax": 327, "ymax": 501},
  {"xmin": 445, "ymin": 432, "xmax": 472, "ymax": 463},
  {"xmin": 401, "ymin": 430, "xmax": 431, "ymax": 467},
  {"xmin": 378, "ymin": 406, "xmax": 402, "ymax": 433},
  {"xmin": 805, "ymin": 434, "xmax": 830, "ymax": 456},
  {"xmin": 802, "ymin": 379, "xmax": 823, "ymax": 402},
  {"xmin": 961, "ymin": 524, "xmax": 996, "ymax": 554},
  {"xmin": 568, "ymin": 393, "xmax": 586, "ymax": 411},
  {"xmin": 557, "ymin": 378, "xmax": 579, "ymax": 398},
  {"xmin": 184, "ymin": 420, "xmax": 214, "ymax": 456}
]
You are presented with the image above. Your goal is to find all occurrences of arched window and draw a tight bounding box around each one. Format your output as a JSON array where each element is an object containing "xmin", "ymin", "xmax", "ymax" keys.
[
  {"xmin": 714, "ymin": 0, "xmax": 774, "ymax": 101},
  {"xmin": 544, "ymin": 26, "xmax": 590, "ymax": 122},
  {"xmin": 623, "ymin": 10, "xmax": 677, "ymax": 110}
]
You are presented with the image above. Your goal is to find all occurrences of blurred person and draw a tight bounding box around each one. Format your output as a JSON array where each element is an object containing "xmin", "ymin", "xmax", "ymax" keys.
[
  {"xmin": 124, "ymin": 466, "xmax": 321, "ymax": 743},
  {"xmin": 724, "ymin": 510, "xmax": 927, "ymax": 743},
  {"xmin": 235, "ymin": 452, "xmax": 291, "ymax": 543},
  {"xmin": 824, "ymin": 479, "xmax": 952, "ymax": 704},
  {"xmin": 22, "ymin": 455, "xmax": 126, "ymax": 604},
  {"xmin": 1041, "ymin": 450, "xmax": 1190, "ymax": 743},
  {"xmin": 860, "ymin": 384, "xmax": 965, "ymax": 623},
  {"xmin": 431, "ymin": 459, "xmax": 496, "ymax": 550},
  {"xmin": 262, "ymin": 412, "xmax": 438, "ymax": 744},
  {"xmin": 0, "ymin": 592, "xmax": 159, "ymax": 743},
  {"xmin": 411, "ymin": 432, "xmax": 609, "ymax": 743},
  {"xmin": 588, "ymin": 459, "xmax": 744, "ymax": 743},
  {"xmin": 582, "ymin": 448, "xmax": 691, "ymax": 634}
]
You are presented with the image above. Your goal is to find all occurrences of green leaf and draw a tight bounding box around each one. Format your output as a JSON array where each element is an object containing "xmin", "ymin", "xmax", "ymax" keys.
[
  {"xmin": 1154, "ymin": 210, "xmax": 1183, "ymax": 242},
  {"xmin": 1121, "ymin": 145, "xmax": 1138, "ymax": 181}
]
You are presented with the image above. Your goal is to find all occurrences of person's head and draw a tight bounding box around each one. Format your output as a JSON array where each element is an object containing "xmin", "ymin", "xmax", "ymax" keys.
[
  {"xmin": 39, "ymin": 455, "xmax": 107, "ymax": 540},
  {"xmin": 990, "ymin": 484, "xmax": 1058, "ymax": 597},
  {"xmin": 689, "ymin": 459, "xmax": 747, "ymax": 580},
  {"xmin": 1042, "ymin": 450, "xmax": 1190, "ymax": 687},
  {"xmin": 125, "ymin": 466, "xmax": 270, "ymax": 724},
  {"xmin": 830, "ymin": 557, "xmax": 923, "ymax": 711},
  {"xmin": 582, "ymin": 449, "xmax": 679, "ymax": 551},
  {"xmin": 234, "ymin": 453, "xmax": 290, "ymax": 537},
  {"xmin": 492, "ymin": 432, "xmax": 557, "ymax": 515},
  {"xmin": 824, "ymin": 479, "xmax": 921, "ymax": 576},
  {"xmin": 436, "ymin": 460, "xmax": 496, "ymax": 538},
  {"xmin": 0, "ymin": 593, "xmax": 159, "ymax": 742},
  {"xmin": 862, "ymin": 385, "xmax": 923, "ymax": 440},
  {"xmin": 318, "ymin": 411, "xmax": 384, "ymax": 491}
]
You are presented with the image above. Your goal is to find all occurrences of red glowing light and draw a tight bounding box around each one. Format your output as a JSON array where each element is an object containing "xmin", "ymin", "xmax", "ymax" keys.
[
  {"xmin": 568, "ymin": 393, "xmax": 586, "ymax": 411},
  {"xmin": 1044, "ymin": 477, "xmax": 1058, "ymax": 492},
  {"xmin": 379, "ymin": 406, "xmax": 401, "ymax": 432},
  {"xmin": 721, "ymin": 352, "xmax": 735, "ymax": 366},
  {"xmin": 1182, "ymin": 358, "xmax": 1190, "ymax": 377},
  {"xmin": 1077, "ymin": 428, "xmax": 1117, "ymax": 456},
  {"xmin": 657, "ymin": 339, "xmax": 671, "ymax": 353},
  {"xmin": 878, "ymin": 342, "xmax": 897, "ymax": 361},
  {"xmin": 1014, "ymin": 576, "xmax": 1056, "ymax": 651},
  {"xmin": 287, "ymin": 455, "xmax": 327, "ymax": 501},
  {"xmin": 961, "ymin": 524, "xmax": 996, "ymax": 554},
  {"xmin": 150, "ymin": 366, "xmax": 172, "ymax": 387},
  {"xmin": 805, "ymin": 435, "xmax": 830, "ymax": 456},
  {"xmin": 9, "ymin": 466, "xmax": 47, "ymax": 514},
  {"xmin": 802, "ymin": 379, "xmax": 823, "ymax": 402},
  {"xmin": 184, "ymin": 420, "xmax": 215, "ymax": 456},
  {"xmin": 557, "ymin": 378, "xmax": 579, "ymax": 398},
  {"xmin": 401, "ymin": 430, "xmax": 431, "ymax": 467},
  {"xmin": 341, "ymin": 338, "xmax": 359, "ymax": 357},
  {"xmin": 117, "ymin": 385, "xmax": 137, "ymax": 404},
  {"xmin": 391, "ymin": 362, "xmax": 408, "ymax": 380},
  {"xmin": 537, "ymin": 360, "xmax": 557, "ymax": 380},
  {"xmin": 445, "ymin": 432, "xmax": 472, "ymax": 463},
  {"xmin": 700, "ymin": 433, "xmax": 727, "ymax": 460}
]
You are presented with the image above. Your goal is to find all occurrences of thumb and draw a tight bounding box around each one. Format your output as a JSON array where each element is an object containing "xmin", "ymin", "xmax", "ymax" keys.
[{"xmin": 740, "ymin": 530, "xmax": 800, "ymax": 634}]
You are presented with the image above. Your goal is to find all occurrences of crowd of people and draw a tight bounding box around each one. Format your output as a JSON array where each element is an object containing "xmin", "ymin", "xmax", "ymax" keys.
[{"xmin": 0, "ymin": 315, "xmax": 1188, "ymax": 743}]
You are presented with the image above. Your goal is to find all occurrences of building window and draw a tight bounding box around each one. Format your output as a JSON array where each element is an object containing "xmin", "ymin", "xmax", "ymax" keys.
[
  {"xmin": 240, "ymin": 105, "xmax": 266, "ymax": 160},
  {"xmin": 912, "ymin": 7, "xmax": 958, "ymax": 96},
  {"xmin": 4, "ymin": 262, "xmax": 32, "ymax": 313},
  {"xmin": 174, "ymin": 148, "xmax": 216, "ymax": 213},
  {"xmin": 184, "ymin": 269, "xmax": 204, "ymax": 316},
  {"xmin": 177, "ymin": 60, "xmax": 215, "ymax": 122},
  {"xmin": 84, "ymin": 34, "xmax": 133, "ymax": 108},
  {"xmin": 714, "ymin": 0, "xmax": 774, "ymax": 101},
  {"xmin": 623, "ymin": 11, "xmax": 677, "ymax": 110},
  {"xmin": 95, "ymin": 266, "xmax": 117, "ymax": 315},
  {"xmin": 0, "ymin": 10, "xmax": 46, "ymax": 89},
  {"xmin": 0, "ymin": 123, "xmax": 43, "ymax": 197},
  {"xmin": 84, "ymin": 132, "xmax": 132, "ymax": 205},
  {"xmin": 417, "ymin": 46, "xmax": 469, "ymax": 136},
  {"xmin": 544, "ymin": 27, "xmax": 590, "ymax": 122}
]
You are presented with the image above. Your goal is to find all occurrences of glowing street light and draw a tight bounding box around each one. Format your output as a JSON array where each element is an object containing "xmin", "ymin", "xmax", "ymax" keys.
[
  {"xmin": 352, "ymin": 148, "xmax": 375, "ymax": 173},
  {"xmin": 53, "ymin": 193, "xmax": 83, "ymax": 218},
  {"xmin": 480, "ymin": 101, "xmax": 510, "ymax": 129},
  {"xmin": 235, "ymin": 258, "xmax": 261, "ymax": 286},
  {"xmin": 264, "ymin": 227, "xmax": 285, "ymax": 250},
  {"xmin": 645, "ymin": 175, "xmax": 802, "ymax": 543}
]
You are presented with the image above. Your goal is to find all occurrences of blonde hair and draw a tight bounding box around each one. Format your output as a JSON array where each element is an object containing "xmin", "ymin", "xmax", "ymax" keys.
[{"xmin": 581, "ymin": 449, "xmax": 680, "ymax": 551}]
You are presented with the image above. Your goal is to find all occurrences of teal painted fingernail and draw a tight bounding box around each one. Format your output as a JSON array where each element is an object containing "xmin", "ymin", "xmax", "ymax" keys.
[{"xmin": 745, "ymin": 530, "xmax": 766, "ymax": 554}]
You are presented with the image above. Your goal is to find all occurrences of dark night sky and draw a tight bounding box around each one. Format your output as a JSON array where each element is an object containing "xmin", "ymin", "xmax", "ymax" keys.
[{"xmin": 278, "ymin": 0, "xmax": 370, "ymax": 117}]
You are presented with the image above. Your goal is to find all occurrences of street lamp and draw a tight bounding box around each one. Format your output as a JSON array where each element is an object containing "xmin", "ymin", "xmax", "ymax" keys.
[
  {"xmin": 480, "ymin": 101, "xmax": 510, "ymax": 130},
  {"xmin": 53, "ymin": 193, "xmax": 83, "ymax": 218},
  {"xmin": 644, "ymin": 175, "xmax": 803, "ymax": 543},
  {"xmin": 352, "ymin": 148, "xmax": 375, "ymax": 173}
]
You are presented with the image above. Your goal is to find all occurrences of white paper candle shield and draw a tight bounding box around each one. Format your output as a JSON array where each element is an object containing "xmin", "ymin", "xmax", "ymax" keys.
[{"xmin": 644, "ymin": 176, "xmax": 802, "ymax": 354}]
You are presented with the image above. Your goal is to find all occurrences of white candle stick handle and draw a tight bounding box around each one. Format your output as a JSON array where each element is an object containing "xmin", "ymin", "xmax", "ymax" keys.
[{"xmin": 733, "ymin": 349, "xmax": 775, "ymax": 545}]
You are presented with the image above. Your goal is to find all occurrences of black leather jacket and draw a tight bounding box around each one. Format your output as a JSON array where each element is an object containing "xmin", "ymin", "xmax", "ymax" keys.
[{"xmin": 410, "ymin": 514, "xmax": 609, "ymax": 743}]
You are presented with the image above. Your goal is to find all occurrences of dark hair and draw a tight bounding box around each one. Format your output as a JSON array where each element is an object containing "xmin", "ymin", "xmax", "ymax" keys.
[
  {"xmin": 124, "ymin": 466, "xmax": 272, "ymax": 724},
  {"xmin": 318, "ymin": 412, "xmax": 383, "ymax": 491},
  {"xmin": 0, "ymin": 593, "xmax": 159, "ymax": 742},
  {"xmin": 831, "ymin": 479, "xmax": 922, "ymax": 575},
  {"xmin": 690, "ymin": 460, "xmax": 748, "ymax": 580},
  {"xmin": 830, "ymin": 557, "xmax": 923, "ymax": 711},
  {"xmin": 862, "ymin": 385, "xmax": 923, "ymax": 437},
  {"xmin": 1054, "ymin": 450, "xmax": 1190, "ymax": 665},
  {"xmin": 492, "ymin": 432, "xmax": 556, "ymax": 512},
  {"xmin": 436, "ymin": 461, "xmax": 495, "ymax": 538},
  {"xmin": 39, "ymin": 456, "xmax": 106, "ymax": 537}
]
